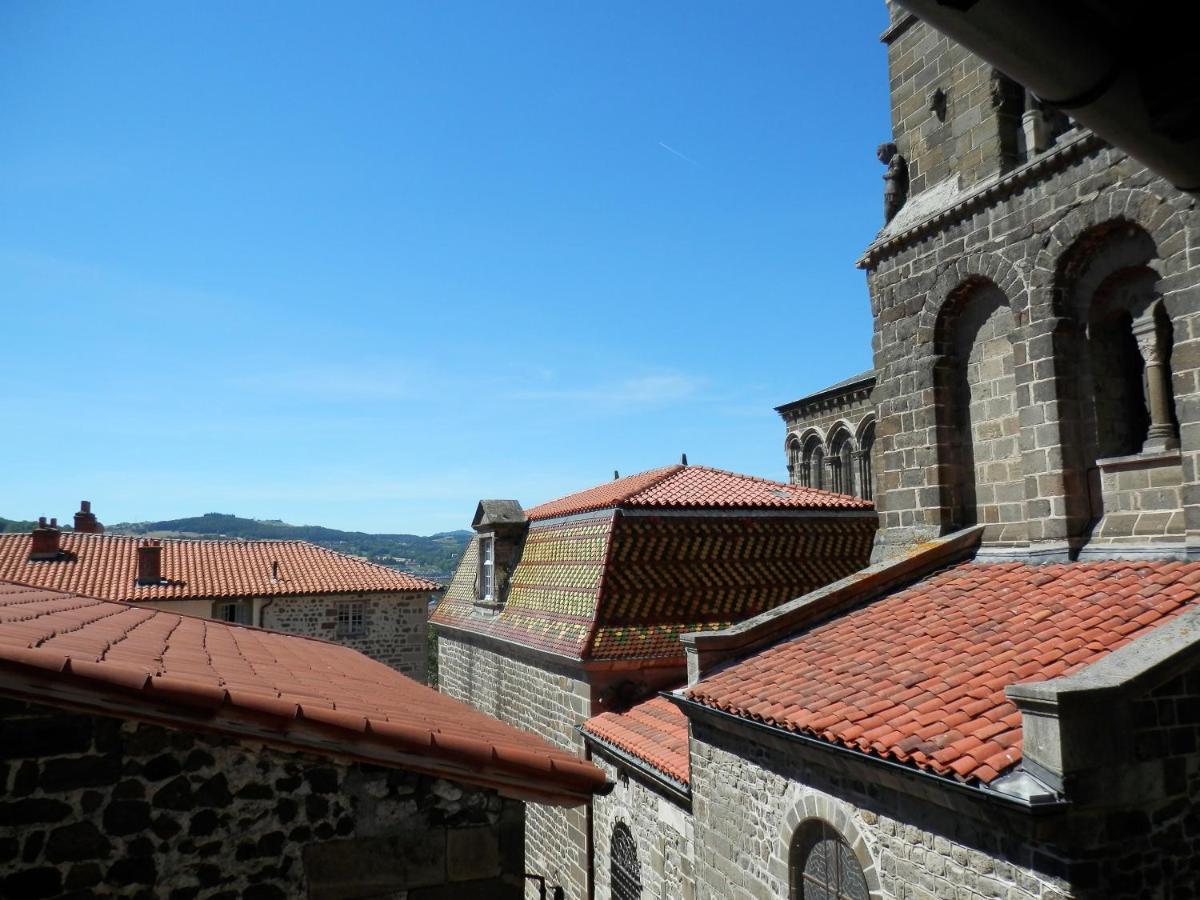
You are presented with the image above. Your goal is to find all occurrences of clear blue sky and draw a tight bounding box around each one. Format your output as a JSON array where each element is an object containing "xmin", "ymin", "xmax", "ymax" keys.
[{"xmin": 1, "ymin": 2, "xmax": 891, "ymax": 535}]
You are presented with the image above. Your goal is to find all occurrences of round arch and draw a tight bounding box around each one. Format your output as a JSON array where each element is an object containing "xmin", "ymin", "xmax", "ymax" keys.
[{"xmin": 777, "ymin": 789, "xmax": 881, "ymax": 900}]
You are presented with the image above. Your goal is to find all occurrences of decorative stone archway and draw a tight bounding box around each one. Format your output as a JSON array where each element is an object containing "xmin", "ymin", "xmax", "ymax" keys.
[{"xmin": 772, "ymin": 788, "xmax": 881, "ymax": 900}]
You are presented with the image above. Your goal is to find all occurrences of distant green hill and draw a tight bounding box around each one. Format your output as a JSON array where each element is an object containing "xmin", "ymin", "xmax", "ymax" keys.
[{"xmin": 0, "ymin": 513, "xmax": 470, "ymax": 585}]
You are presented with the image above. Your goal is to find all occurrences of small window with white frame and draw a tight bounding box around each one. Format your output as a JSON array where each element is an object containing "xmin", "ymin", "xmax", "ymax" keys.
[
  {"xmin": 336, "ymin": 601, "xmax": 365, "ymax": 635},
  {"xmin": 478, "ymin": 535, "xmax": 495, "ymax": 603}
]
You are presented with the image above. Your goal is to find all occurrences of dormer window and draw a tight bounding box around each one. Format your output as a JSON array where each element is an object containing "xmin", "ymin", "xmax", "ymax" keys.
[
  {"xmin": 470, "ymin": 500, "xmax": 528, "ymax": 611},
  {"xmin": 479, "ymin": 535, "xmax": 496, "ymax": 602}
]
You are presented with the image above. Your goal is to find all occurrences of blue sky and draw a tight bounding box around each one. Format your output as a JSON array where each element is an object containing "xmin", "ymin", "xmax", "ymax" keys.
[{"xmin": 1, "ymin": 2, "xmax": 891, "ymax": 535}]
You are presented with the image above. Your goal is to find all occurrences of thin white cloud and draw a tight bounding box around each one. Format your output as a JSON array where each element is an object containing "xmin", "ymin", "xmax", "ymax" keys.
[{"xmin": 658, "ymin": 141, "xmax": 700, "ymax": 166}]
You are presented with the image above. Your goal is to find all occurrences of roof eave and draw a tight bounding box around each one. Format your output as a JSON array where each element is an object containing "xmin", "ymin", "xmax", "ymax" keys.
[
  {"xmin": 667, "ymin": 693, "xmax": 1068, "ymax": 814},
  {"xmin": 0, "ymin": 659, "xmax": 603, "ymax": 807}
]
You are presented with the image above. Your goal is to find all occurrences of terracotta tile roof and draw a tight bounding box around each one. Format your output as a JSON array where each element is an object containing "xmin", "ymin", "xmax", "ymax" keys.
[
  {"xmin": 583, "ymin": 695, "xmax": 690, "ymax": 786},
  {"xmin": 432, "ymin": 516, "xmax": 876, "ymax": 661},
  {"xmin": 0, "ymin": 580, "xmax": 604, "ymax": 805},
  {"xmin": 686, "ymin": 560, "xmax": 1200, "ymax": 784},
  {"xmin": 0, "ymin": 532, "xmax": 438, "ymax": 603},
  {"xmin": 524, "ymin": 465, "xmax": 872, "ymax": 521}
]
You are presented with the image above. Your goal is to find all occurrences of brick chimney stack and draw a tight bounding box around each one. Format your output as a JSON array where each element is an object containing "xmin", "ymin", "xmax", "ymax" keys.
[
  {"xmin": 29, "ymin": 517, "xmax": 63, "ymax": 560},
  {"xmin": 136, "ymin": 540, "xmax": 163, "ymax": 586},
  {"xmin": 74, "ymin": 500, "xmax": 104, "ymax": 534}
]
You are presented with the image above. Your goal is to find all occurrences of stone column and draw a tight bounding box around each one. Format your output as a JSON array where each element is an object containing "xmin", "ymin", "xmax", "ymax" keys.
[{"xmin": 1133, "ymin": 312, "xmax": 1179, "ymax": 453}]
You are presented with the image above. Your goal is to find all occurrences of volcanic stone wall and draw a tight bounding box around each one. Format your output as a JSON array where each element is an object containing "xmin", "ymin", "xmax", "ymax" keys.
[
  {"xmin": 263, "ymin": 590, "xmax": 430, "ymax": 679},
  {"xmin": 0, "ymin": 697, "xmax": 523, "ymax": 899},
  {"xmin": 688, "ymin": 717, "xmax": 1071, "ymax": 900}
]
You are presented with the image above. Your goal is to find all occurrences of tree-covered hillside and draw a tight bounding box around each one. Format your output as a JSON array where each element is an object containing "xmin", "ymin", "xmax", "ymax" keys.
[{"xmin": 0, "ymin": 513, "xmax": 470, "ymax": 585}]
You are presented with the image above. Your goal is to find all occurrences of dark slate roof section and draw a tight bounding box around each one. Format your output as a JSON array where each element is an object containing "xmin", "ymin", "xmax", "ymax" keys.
[
  {"xmin": 473, "ymin": 500, "xmax": 527, "ymax": 529},
  {"xmin": 775, "ymin": 370, "xmax": 876, "ymax": 414}
]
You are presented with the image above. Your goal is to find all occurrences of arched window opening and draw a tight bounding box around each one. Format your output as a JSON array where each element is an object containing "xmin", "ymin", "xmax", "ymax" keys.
[
  {"xmin": 810, "ymin": 445, "xmax": 825, "ymax": 491},
  {"xmin": 610, "ymin": 821, "xmax": 642, "ymax": 900},
  {"xmin": 787, "ymin": 438, "xmax": 803, "ymax": 485},
  {"xmin": 1057, "ymin": 220, "xmax": 1181, "ymax": 536},
  {"xmin": 1090, "ymin": 307, "xmax": 1148, "ymax": 459},
  {"xmin": 828, "ymin": 427, "xmax": 855, "ymax": 497},
  {"xmin": 1087, "ymin": 271, "xmax": 1178, "ymax": 460},
  {"xmin": 801, "ymin": 435, "xmax": 825, "ymax": 490},
  {"xmin": 933, "ymin": 279, "xmax": 1024, "ymax": 539},
  {"xmin": 856, "ymin": 420, "xmax": 876, "ymax": 502},
  {"xmin": 790, "ymin": 820, "xmax": 870, "ymax": 900}
]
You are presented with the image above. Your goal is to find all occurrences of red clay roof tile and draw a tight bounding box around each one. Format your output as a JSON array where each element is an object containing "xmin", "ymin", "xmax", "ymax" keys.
[
  {"xmin": 524, "ymin": 464, "xmax": 872, "ymax": 521},
  {"xmin": 583, "ymin": 695, "xmax": 690, "ymax": 786},
  {"xmin": 0, "ymin": 532, "xmax": 438, "ymax": 602},
  {"xmin": 0, "ymin": 580, "xmax": 603, "ymax": 804},
  {"xmin": 686, "ymin": 560, "xmax": 1200, "ymax": 784}
]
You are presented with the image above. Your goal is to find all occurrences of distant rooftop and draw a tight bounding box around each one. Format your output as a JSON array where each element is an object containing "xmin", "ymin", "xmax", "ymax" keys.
[
  {"xmin": 0, "ymin": 531, "xmax": 439, "ymax": 603},
  {"xmin": 775, "ymin": 370, "xmax": 876, "ymax": 415},
  {"xmin": 525, "ymin": 464, "xmax": 873, "ymax": 522}
]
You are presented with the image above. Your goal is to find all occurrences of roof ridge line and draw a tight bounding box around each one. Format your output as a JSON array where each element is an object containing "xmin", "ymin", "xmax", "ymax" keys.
[{"xmin": 621, "ymin": 464, "xmax": 687, "ymax": 504}]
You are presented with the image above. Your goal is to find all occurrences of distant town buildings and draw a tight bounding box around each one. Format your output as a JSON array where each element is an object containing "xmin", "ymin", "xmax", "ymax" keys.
[{"xmin": 0, "ymin": 503, "xmax": 439, "ymax": 679}]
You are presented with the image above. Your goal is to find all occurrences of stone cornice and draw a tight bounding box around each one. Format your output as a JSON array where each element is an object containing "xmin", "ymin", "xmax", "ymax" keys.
[
  {"xmin": 857, "ymin": 129, "xmax": 1106, "ymax": 271},
  {"xmin": 879, "ymin": 11, "xmax": 917, "ymax": 45}
]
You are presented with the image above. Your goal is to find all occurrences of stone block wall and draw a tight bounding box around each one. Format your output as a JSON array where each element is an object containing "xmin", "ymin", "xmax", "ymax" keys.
[
  {"xmin": 865, "ymin": 135, "xmax": 1199, "ymax": 560},
  {"xmin": 0, "ymin": 698, "xmax": 524, "ymax": 899},
  {"xmin": 1060, "ymin": 670, "xmax": 1200, "ymax": 896},
  {"xmin": 688, "ymin": 718, "xmax": 1072, "ymax": 900},
  {"xmin": 884, "ymin": 11, "xmax": 1001, "ymax": 196},
  {"xmin": 263, "ymin": 590, "xmax": 430, "ymax": 679},
  {"xmin": 438, "ymin": 634, "xmax": 593, "ymax": 900},
  {"xmin": 1091, "ymin": 454, "xmax": 1186, "ymax": 543},
  {"xmin": 590, "ymin": 754, "xmax": 695, "ymax": 900}
]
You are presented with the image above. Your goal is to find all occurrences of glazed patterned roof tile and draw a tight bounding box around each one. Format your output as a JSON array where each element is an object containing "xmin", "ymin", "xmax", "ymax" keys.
[
  {"xmin": 686, "ymin": 561, "xmax": 1200, "ymax": 784},
  {"xmin": 0, "ymin": 532, "xmax": 438, "ymax": 602},
  {"xmin": 525, "ymin": 465, "xmax": 872, "ymax": 521},
  {"xmin": 430, "ymin": 518, "xmax": 612, "ymax": 658},
  {"xmin": 432, "ymin": 514, "xmax": 876, "ymax": 661},
  {"xmin": 0, "ymin": 581, "xmax": 604, "ymax": 803},
  {"xmin": 583, "ymin": 695, "xmax": 690, "ymax": 786}
]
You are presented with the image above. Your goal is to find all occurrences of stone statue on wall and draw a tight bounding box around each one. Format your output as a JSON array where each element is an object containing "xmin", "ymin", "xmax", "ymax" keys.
[{"xmin": 878, "ymin": 142, "xmax": 909, "ymax": 223}]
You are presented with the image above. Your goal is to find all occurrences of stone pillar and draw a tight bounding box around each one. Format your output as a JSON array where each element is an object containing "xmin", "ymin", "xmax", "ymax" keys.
[{"xmin": 1133, "ymin": 312, "xmax": 1179, "ymax": 453}]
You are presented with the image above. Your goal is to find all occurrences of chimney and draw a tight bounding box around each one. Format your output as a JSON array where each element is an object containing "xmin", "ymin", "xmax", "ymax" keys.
[
  {"xmin": 136, "ymin": 540, "xmax": 163, "ymax": 586},
  {"xmin": 29, "ymin": 517, "xmax": 63, "ymax": 560},
  {"xmin": 74, "ymin": 500, "xmax": 104, "ymax": 534}
]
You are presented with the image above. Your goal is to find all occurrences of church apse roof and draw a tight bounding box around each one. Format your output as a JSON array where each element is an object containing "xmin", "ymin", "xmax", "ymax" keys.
[{"xmin": 684, "ymin": 559, "xmax": 1200, "ymax": 785}]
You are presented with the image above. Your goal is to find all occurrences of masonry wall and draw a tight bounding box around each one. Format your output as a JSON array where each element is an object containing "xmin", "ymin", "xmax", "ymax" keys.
[
  {"xmin": 590, "ymin": 754, "xmax": 695, "ymax": 900},
  {"xmin": 780, "ymin": 380, "xmax": 877, "ymax": 499},
  {"xmin": 884, "ymin": 9, "xmax": 1008, "ymax": 197},
  {"xmin": 688, "ymin": 718, "xmax": 1072, "ymax": 900},
  {"xmin": 0, "ymin": 698, "xmax": 523, "ymax": 899},
  {"xmin": 264, "ymin": 591, "xmax": 430, "ymax": 679},
  {"xmin": 865, "ymin": 135, "xmax": 1199, "ymax": 560},
  {"xmin": 438, "ymin": 634, "xmax": 593, "ymax": 900},
  {"xmin": 1061, "ymin": 669, "xmax": 1200, "ymax": 896}
]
